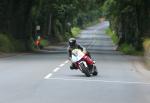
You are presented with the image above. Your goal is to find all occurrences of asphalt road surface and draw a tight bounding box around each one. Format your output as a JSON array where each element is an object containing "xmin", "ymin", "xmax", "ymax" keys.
[{"xmin": 0, "ymin": 21, "xmax": 150, "ymax": 103}]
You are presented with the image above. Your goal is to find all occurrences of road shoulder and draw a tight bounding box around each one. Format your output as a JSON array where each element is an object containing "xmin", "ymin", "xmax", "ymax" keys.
[
  {"xmin": 0, "ymin": 52, "xmax": 18, "ymax": 58},
  {"xmin": 132, "ymin": 56, "xmax": 150, "ymax": 80},
  {"xmin": 0, "ymin": 52, "xmax": 32, "ymax": 58}
]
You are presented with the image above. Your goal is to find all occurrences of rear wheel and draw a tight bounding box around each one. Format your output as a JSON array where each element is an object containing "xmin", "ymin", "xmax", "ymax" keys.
[
  {"xmin": 84, "ymin": 68, "xmax": 91, "ymax": 77},
  {"xmin": 92, "ymin": 65, "xmax": 98, "ymax": 76}
]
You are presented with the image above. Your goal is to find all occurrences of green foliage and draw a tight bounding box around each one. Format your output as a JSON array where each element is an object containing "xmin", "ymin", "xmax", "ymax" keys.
[
  {"xmin": 0, "ymin": 33, "xmax": 32, "ymax": 52},
  {"xmin": 101, "ymin": 0, "xmax": 150, "ymax": 51},
  {"xmin": 106, "ymin": 28, "xmax": 119, "ymax": 44},
  {"xmin": 34, "ymin": 0, "xmax": 102, "ymax": 43},
  {"xmin": 143, "ymin": 38, "xmax": 150, "ymax": 51},
  {"xmin": 84, "ymin": 19, "xmax": 100, "ymax": 28},
  {"xmin": 143, "ymin": 38, "xmax": 150, "ymax": 68},
  {"xmin": 119, "ymin": 43, "xmax": 136, "ymax": 55},
  {"xmin": 0, "ymin": 34, "xmax": 14, "ymax": 52},
  {"xmin": 0, "ymin": 0, "xmax": 35, "ymax": 51},
  {"xmin": 13, "ymin": 40, "xmax": 28, "ymax": 52},
  {"xmin": 101, "ymin": 0, "xmax": 117, "ymax": 17},
  {"xmin": 119, "ymin": 42, "xmax": 143, "ymax": 55},
  {"xmin": 0, "ymin": 0, "xmax": 103, "ymax": 52},
  {"xmin": 40, "ymin": 39, "xmax": 49, "ymax": 47},
  {"xmin": 63, "ymin": 32, "xmax": 72, "ymax": 41},
  {"xmin": 71, "ymin": 27, "xmax": 81, "ymax": 37}
]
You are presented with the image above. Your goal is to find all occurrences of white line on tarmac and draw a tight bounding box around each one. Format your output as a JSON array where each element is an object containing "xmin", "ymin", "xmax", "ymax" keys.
[
  {"xmin": 44, "ymin": 73, "xmax": 53, "ymax": 79},
  {"xmin": 53, "ymin": 67, "xmax": 60, "ymax": 72},
  {"xmin": 44, "ymin": 60, "xmax": 69, "ymax": 79},
  {"xmin": 47, "ymin": 77, "xmax": 150, "ymax": 85},
  {"xmin": 59, "ymin": 60, "xmax": 69, "ymax": 67},
  {"xmin": 65, "ymin": 60, "xmax": 69, "ymax": 64},
  {"xmin": 59, "ymin": 64, "xmax": 65, "ymax": 67}
]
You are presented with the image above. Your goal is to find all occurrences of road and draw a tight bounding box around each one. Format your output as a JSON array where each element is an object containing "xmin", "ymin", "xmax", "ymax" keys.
[{"xmin": 0, "ymin": 21, "xmax": 150, "ymax": 103}]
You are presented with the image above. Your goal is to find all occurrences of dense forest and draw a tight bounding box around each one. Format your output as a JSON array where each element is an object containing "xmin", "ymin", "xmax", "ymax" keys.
[
  {"xmin": 0, "ymin": 0, "xmax": 149, "ymax": 52},
  {"xmin": 0, "ymin": 0, "xmax": 103, "ymax": 51},
  {"xmin": 102, "ymin": 0, "xmax": 150, "ymax": 51}
]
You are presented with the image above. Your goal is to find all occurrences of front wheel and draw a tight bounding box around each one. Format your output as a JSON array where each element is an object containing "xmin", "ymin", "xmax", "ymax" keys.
[{"xmin": 79, "ymin": 62, "xmax": 91, "ymax": 77}]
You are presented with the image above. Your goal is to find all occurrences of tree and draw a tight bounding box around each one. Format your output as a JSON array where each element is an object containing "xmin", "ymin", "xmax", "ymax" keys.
[
  {"xmin": 0, "ymin": 0, "xmax": 103, "ymax": 51},
  {"xmin": 102, "ymin": 0, "xmax": 150, "ymax": 50}
]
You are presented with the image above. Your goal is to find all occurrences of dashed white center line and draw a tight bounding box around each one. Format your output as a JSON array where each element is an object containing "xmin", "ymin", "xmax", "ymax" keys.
[
  {"xmin": 59, "ymin": 64, "xmax": 65, "ymax": 67},
  {"xmin": 53, "ymin": 67, "xmax": 60, "ymax": 72},
  {"xmin": 65, "ymin": 60, "xmax": 69, "ymax": 64},
  {"xmin": 44, "ymin": 73, "xmax": 53, "ymax": 79},
  {"xmin": 44, "ymin": 60, "xmax": 69, "ymax": 79}
]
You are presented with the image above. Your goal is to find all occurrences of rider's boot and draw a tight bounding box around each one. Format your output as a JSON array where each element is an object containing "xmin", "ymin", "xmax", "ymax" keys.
[{"xmin": 70, "ymin": 63, "xmax": 77, "ymax": 70}]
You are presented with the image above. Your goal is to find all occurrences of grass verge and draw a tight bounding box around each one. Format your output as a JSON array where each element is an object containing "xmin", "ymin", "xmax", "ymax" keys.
[
  {"xmin": 105, "ymin": 28, "xmax": 119, "ymax": 44},
  {"xmin": 119, "ymin": 43, "xmax": 143, "ymax": 55},
  {"xmin": 105, "ymin": 28, "xmax": 143, "ymax": 55},
  {"xmin": 143, "ymin": 38, "xmax": 150, "ymax": 68}
]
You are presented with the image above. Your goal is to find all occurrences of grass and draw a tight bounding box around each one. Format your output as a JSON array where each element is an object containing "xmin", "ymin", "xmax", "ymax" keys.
[{"xmin": 105, "ymin": 28, "xmax": 119, "ymax": 44}]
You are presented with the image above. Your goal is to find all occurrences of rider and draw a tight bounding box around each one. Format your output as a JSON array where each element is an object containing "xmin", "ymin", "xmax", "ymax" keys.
[{"xmin": 67, "ymin": 38, "xmax": 91, "ymax": 69}]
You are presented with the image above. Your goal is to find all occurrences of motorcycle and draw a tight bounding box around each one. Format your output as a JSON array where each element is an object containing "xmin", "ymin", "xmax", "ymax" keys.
[{"xmin": 71, "ymin": 49, "xmax": 98, "ymax": 77}]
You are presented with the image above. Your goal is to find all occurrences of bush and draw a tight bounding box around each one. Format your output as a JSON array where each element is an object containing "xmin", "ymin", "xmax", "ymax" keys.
[
  {"xmin": 13, "ymin": 39, "xmax": 30, "ymax": 51},
  {"xmin": 40, "ymin": 39, "xmax": 49, "ymax": 47},
  {"xmin": 120, "ymin": 43, "xmax": 135, "ymax": 54},
  {"xmin": 0, "ymin": 33, "xmax": 30, "ymax": 52},
  {"xmin": 71, "ymin": 27, "xmax": 81, "ymax": 37},
  {"xmin": 118, "ymin": 43, "xmax": 143, "ymax": 55},
  {"xmin": 0, "ymin": 34, "xmax": 15, "ymax": 52}
]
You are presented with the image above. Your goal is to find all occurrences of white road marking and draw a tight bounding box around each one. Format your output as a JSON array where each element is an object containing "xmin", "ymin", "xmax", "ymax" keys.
[
  {"xmin": 47, "ymin": 77, "xmax": 150, "ymax": 85},
  {"xmin": 53, "ymin": 67, "xmax": 60, "ymax": 72},
  {"xmin": 44, "ymin": 73, "xmax": 53, "ymax": 79},
  {"xmin": 59, "ymin": 63, "xmax": 65, "ymax": 67},
  {"xmin": 65, "ymin": 60, "xmax": 69, "ymax": 64},
  {"xmin": 44, "ymin": 60, "xmax": 69, "ymax": 79}
]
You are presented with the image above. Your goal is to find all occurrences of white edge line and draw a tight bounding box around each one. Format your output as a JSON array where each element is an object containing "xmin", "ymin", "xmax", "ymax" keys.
[
  {"xmin": 47, "ymin": 78, "xmax": 150, "ymax": 85},
  {"xmin": 44, "ymin": 73, "xmax": 53, "ymax": 79}
]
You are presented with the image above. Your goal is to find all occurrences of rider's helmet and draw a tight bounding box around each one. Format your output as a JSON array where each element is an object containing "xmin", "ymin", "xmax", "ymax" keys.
[{"xmin": 69, "ymin": 38, "xmax": 76, "ymax": 48}]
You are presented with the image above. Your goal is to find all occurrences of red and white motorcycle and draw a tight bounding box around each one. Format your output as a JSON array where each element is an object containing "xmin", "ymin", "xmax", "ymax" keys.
[{"xmin": 71, "ymin": 49, "xmax": 98, "ymax": 77}]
